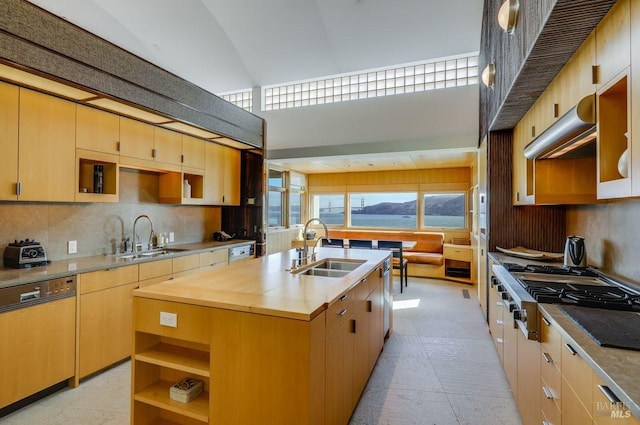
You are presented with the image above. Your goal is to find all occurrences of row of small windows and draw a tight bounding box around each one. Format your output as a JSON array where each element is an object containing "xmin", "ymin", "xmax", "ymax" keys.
[
  {"xmin": 263, "ymin": 55, "xmax": 478, "ymax": 111},
  {"xmin": 220, "ymin": 90, "xmax": 253, "ymax": 112}
]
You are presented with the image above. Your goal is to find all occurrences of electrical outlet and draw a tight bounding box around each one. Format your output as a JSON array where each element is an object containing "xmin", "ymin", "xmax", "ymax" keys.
[
  {"xmin": 68, "ymin": 240, "xmax": 77, "ymax": 254},
  {"xmin": 169, "ymin": 232, "xmax": 175, "ymax": 242},
  {"xmin": 160, "ymin": 311, "xmax": 177, "ymax": 328}
]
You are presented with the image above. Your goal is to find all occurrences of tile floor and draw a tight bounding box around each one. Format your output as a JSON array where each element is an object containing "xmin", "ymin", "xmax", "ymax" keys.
[{"xmin": 1, "ymin": 277, "xmax": 522, "ymax": 425}]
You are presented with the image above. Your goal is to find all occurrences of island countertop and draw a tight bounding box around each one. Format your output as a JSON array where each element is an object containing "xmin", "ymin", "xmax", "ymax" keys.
[{"xmin": 133, "ymin": 248, "xmax": 391, "ymax": 321}]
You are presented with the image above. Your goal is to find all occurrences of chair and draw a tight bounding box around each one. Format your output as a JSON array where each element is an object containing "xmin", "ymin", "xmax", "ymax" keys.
[
  {"xmin": 321, "ymin": 238, "xmax": 344, "ymax": 248},
  {"xmin": 348, "ymin": 239, "xmax": 373, "ymax": 249},
  {"xmin": 378, "ymin": 240, "xmax": 408, "ymax": 293}
]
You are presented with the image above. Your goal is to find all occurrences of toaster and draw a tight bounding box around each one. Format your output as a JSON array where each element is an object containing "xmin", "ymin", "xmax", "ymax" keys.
[{"xmin": 3, "ymin": 239, "xmax": 48, "ymax": 268}]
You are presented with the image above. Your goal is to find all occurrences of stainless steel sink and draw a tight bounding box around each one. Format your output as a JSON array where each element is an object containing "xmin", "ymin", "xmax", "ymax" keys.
[
  {"xmin": 293, "ymin": 258, "xmax": 365, "ymax": 277},
  {"xmin": 114, "ymin": 248, "xmax": 189, "ymax": 261}
]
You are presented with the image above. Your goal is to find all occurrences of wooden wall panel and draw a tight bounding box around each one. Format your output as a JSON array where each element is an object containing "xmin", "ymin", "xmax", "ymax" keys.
[{"xmin": 487, "ymin": 131, "xmax": 566, "ymax": 253}]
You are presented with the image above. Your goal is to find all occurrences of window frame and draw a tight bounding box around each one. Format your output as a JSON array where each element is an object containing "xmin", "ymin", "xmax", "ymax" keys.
[{"xmin": 420, "ymin": 190, "xmax": 468, "ymax": 230}]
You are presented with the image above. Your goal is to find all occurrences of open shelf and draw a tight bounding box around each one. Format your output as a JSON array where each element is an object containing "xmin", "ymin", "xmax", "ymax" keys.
[
  {"xmin": 158, "ymin": 169, "xmax": 204, "ymax": 204},
  {"xmin": 135, "ymin": 343, "xmax": 209, "ymax": 377},
  {"xmin": 75, "ymin": 149, "xmax": 119, "ymax": 202},
  {"xmin": 133, "ymin": 380, "xmax": 209, "ymax": 423}
]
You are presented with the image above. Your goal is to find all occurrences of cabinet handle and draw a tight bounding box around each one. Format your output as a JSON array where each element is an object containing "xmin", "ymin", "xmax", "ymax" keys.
[
  {"xmin": 592, "ymin": 65, "xmax": 599, "ymax": 85},
  {"xmin": 597, "ymin": 385, "xmax": 622, "ymax": 404},
  {"xmin": 496, "ymin": 319, "xmax": 503, "ymax": 325},
  {"xmin": 516, "ymin": 192, "xmax": 520, "ymax": 202},
  {"xmin": 543, "ymin": 352, "xmax": 553, "ymax": 363},
  {"xmin": 152, "ymin": 148, "xmax": 157, "ymax": 158},
  {"xmin": 338, "ymin": 309, "xmax": 348, "ymax": 317},
  {"xmin": 496, "ymin": 338, "xmax": 504, "ymax": 344},
  {"xmin": 16, "ymin": 182, "xmax": 21, "ymax": 196},
  {"xmin": 116, "ymin": 141, "xmax": 120, "ymax": 152},
  {"xmin": 339, "ymin": 294, "xmax": 348, "ymax": 302},
  {"xmin": 361, "ymin": 278, "xmax": 367, "ymax": 283},
  {"xmin": 553, "ymin": 103, "xmax": 559, "ymax": 118},
  {"xmin": 367, "ymin": 300, "xmax": 372, "ymax": 313},
  {"xmin": 543, "ymin": 422, "xmax": 551, "ymax": 425},
  {"xmin": 542, "ymin": 386, "xmax": 554, "ymax": 400},
  {"xmin": 181, "ymin": 154, "xmax": 184, "ymax": 163},
  {"xmin": 496, "ymin": 301, "xmax": 503, "ymax": 307},
  {"xmin": 542, "ymin": 316, "xmax": 550, "ymax": 326},
  {"xmin": 531, "ymin": 125, "xmax": 536, "ymax": 138},
  {"xmin": 352, "ymin": 319, "xmax": 357, "ymax": 334},
  {"xmin": 564, "ymin": 343, "xmax": 577, "ymax": 356}
]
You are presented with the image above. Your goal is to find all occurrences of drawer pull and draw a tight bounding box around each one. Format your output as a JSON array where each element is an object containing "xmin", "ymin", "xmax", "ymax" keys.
[
  {"xmin": 338, "ymin": 309, "xmax": 348, "ymax": 317},
  {"xmin": 542, "ymin": 386, "xmax": 554, "ymax": 400},
  {"xmin": 543, "ymin": 352, "xmax": 553, "ymax": 363},
  {"xmin": 598, "ymin": 385, "xmax": 622, "ymax": 404},
  {"xmin": 543, "ymin": 421, "xmax": 551, "ymax": 425},
  {"xmin": 339, "ymin": 294, "xmax": 348, "ymax": 302},
  {"xmin": 496, "ymin": 319, "xmax": 503, "ymax": 325},
  {"xmin": 542, "ymin": 316, "xmax": 550, "ymax": 326},
  {"xmin": 496, "ymin": 301, "xmax": 503, "ymax": 307},
  {"xmin": 496, "ymin": 338, "xmax": 504, "ymax": 344},
  {"xmin": 564, "ymin": 343, "xmax": 577, "ymax": 356}
]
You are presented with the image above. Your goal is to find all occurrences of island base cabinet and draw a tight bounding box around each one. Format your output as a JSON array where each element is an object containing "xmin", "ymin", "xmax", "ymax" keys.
[{"xmin": 327, "ymin": 314, "xmax": 356, "ymax": 425}]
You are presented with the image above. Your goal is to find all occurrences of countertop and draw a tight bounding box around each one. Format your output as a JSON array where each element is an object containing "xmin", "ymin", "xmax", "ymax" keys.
[
  {"xmin": 0, "ymin": 239, "xmax": 255, "ymax": 289},
  {"xmin": 489, "ymin": 251, "xmax": 640, "ymax": 419},
  {"xmin": 133, "ymin": 247, "xmax": 391, "ymax": 321}
]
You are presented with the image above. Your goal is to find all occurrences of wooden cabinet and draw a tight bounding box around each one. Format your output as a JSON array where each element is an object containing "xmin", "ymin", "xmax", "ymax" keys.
[
  {"xmin": 512, "ymin": 108, "xmax": 535, "ymax": 206},
  {"xmin": 172, "ymin": 253, "xmax": 201, "ymax": 278},
  {"xmin": 78, "ymin": 265, "xmax": 139, "ymax": 379},
  {"xmin": 488, "ymin": 271, "xmax": 504, "ymax": 362},
  {"xmin": 633, "ymin": 0, "xmax": 640, "ymax": 197},
  {"xmin": 0, "ymin": 297, "xmax": 76, "ymax": 409},
  {"xmin": 0, "ymin": 81, "xmax": 19, "ymax": 201},
  {"xmin": 75, "ymin": 149, "xmax": 119, "ymax": 202},
  {"xmin": 204, "ymin": 142, "xmax": 240, "ymax": 205},
  {"xmin": 182, "ymin": 135, "xmax": 205, "ymax": 170},
  {"xmin": 199, "ymin": 248, "xmax": 228, "ymax": 272},
  {"xmin": 595, "ymin": 0, "xmax": 631, "ymax": 90},
  {"xmin": 138, "ymin": 258, "xmax": 173, "ymax": 287},
  {"xmin": 153, "ymin": 126, "xmax": 183, "ymax": 167},
  {"xmin": 18, "ymin": 88, "xmax": 76, "ymax": 201},
  {"xmin": 502, "ymin": 306, "xmax": 518, "ymax": 398},
  {"xmin": 443, "ymin": 243, "xmax": 473, "ymax": 283},
  {"xmin": 119, "ymin": 117, "xmax": 155, "ymax": 163},
  {"xmin": 593, "ymin": 373, "xmax": 640, "ymax": 424},
  {"xmin": 516, "ymin": 330, "xmax": 541, "ymax": 425},
  {"xmin": 76, "ymin": 104, "xmax": 120, "ymax": 155},
  {"xmin": 326, "ymin": 308, "xmax": 356, "ymax": 425}
]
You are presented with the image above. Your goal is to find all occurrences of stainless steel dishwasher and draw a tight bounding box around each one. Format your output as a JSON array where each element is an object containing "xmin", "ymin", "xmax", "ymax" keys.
[{"xmin": 0, "ymin": 276, "xmax": 77, "ymax": 415}]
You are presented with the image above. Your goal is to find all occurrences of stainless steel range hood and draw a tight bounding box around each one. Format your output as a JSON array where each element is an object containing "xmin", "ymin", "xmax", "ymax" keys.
[{"xmin": 524, "ymin": 94, "xmax": 596, "ymax": 159}]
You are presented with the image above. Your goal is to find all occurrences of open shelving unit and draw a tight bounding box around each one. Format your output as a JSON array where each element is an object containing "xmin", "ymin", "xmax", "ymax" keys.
[{"xmin": 75, "ymin": 149, "xmax": 119, "ymax": 202}]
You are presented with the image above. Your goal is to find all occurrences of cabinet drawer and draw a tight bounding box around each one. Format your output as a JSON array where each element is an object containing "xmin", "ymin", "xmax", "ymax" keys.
[
  {"xmin": 561, "ymin": 338, "xmax": 593, "ymax": 412},
  {"xmin": 592, "ymin": 373, "xmax": 640, "ymax": 424},
  {"xmin": 443, "ymin": 245, "xmax": 472, "ymax": 262},
  {"xmin": 326, "ymin": 290, "xmax": 354, "ymax": 338},
  {"xmin": 541, "ymin": 366, "xmax": 562, "ymax": 413},
  {"xmin": 133, "ymin": 297, "xmax": 211, "ymax": 344},
  {"xmin": 541, "ymin": 396, "xmax": 561, "ymax": 425},
  {"xmin": 138, "ymin": 274, "xmax": 171, "ymax": 288},
  {"xmin": 562, "ymin": 375, "xmax": 593, "ymax": 425},
  {"xmin": 172, "ymin": 254, "xmax": 200, "ymax": 274},
  {"xmin": 139, "ymin": 258, "xmax": 172, "ymax": 281},
  {"xmin": 539, "ymin": 314, "xmax": 562, "ymax": 372},
  {"xmin": 80, "ymin": 264, "xmax": 138, "ymax": 294},
  {"xmin": 199, "ymin": 249, "xmax": 228, "ymax": 268}
]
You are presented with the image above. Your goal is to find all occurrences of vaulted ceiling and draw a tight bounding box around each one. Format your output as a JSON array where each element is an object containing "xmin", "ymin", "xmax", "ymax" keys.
[{"xmin": 26, "ymin": 0, "xmax": 484, "ymax": 172}]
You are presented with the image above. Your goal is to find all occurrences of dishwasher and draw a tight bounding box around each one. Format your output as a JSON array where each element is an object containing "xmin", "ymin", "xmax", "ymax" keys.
[{"xmin": 0, "ymin": 276, "xmax": 77, "ymax": 416}]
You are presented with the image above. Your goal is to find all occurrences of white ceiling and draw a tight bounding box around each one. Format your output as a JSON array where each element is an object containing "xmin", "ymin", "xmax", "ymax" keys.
[{"xmin": 26, "ymin": 0, "xmax": 484, "ymax": 172}]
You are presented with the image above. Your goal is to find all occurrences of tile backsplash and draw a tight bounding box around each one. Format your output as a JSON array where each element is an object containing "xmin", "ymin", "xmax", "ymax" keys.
[{"xmin": 0, "ymin": 169, "xmax": 221, "ymax": 261}]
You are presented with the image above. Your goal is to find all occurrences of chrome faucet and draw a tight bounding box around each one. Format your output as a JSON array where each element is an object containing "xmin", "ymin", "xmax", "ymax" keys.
[
  {"xmin": 132, "ymin": 214, "xmax": 154, "ymax": 252},
  {"xmin": 301, "ymin": 218, "xmax": 330, "ymax": 265}
]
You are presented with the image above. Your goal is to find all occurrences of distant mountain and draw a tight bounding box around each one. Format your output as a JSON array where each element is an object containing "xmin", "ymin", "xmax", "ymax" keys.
[{"xmin": 352, "ymin": 194, "xmax": 464, "ymax": 216}]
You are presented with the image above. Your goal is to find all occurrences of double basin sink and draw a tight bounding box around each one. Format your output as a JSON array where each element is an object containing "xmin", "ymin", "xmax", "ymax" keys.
[
  {"xmin": 114, "ymin": 248, "xmax": 189, "ymax": 261},
  {"xmin": 293, "ymin": 258, "xmax": 365, "ymax": 278}
]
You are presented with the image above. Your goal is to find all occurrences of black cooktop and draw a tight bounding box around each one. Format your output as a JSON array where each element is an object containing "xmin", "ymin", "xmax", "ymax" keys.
[
  {"xmin": 503, "ymin": 262, "xmax": 599, "ymax": 277},
  {"xmin": 522, "ymin": 280, "xmax": 640, "ymax": 311},
  {"xmin": 560, "ymin": 305, "xmax": 640, "ymax": 351}
]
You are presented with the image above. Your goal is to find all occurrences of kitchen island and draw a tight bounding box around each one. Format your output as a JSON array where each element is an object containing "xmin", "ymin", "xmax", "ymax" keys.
[{"xmin": 131, "ymin": 247, "xmax": 391, "ymax": 425}]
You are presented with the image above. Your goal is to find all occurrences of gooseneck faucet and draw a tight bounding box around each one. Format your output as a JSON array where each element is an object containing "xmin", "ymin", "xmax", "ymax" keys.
[
  {"xmin": 301, "ymin": 218, "xmax": 330, "ymax": 265},
  {"xmin": 132, "ymin": 214, "xmax": 154, "ymax": 252}
]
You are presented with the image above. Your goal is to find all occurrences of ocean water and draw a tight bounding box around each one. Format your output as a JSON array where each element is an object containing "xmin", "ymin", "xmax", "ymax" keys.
[{"xmin": 315, "ymin": 213, "xmax": 464, "ymax": 229}]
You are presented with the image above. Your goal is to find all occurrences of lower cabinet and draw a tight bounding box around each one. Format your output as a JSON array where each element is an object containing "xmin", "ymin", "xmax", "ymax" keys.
[
  {"xmin": 78, "ymin": 265, "xmax": 139, "ymax": 379},
  {"xmin": 326, "ymin": 310, "xmax": 356, "ymax": 425}
]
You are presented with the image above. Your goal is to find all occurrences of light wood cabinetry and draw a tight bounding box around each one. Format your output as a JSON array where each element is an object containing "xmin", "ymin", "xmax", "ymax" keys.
[
  {"xmin": 443, "ymin": 243, "xmax": 473, "ymax": 283},
  {"xmin": 172, "ymin": 253, "xmax": 201, "ymax": 278},
  {"xmin": 517, "ymin": 330, "xmax": 541, "ymax": 425},
  {"xmin": 633, "ymin": 0, "xmax": 640, "ymax": 197},
  {"xmin": 182, "ymin": 135, "xmax": 205, "ymax": 170},
  {"xmin": 595, "ymin": 0, "xmax": 631, "ymax": 90},
  {"xmin": 75, "ymin": 149, "xmax": 120, "ymax": 202},
  {"xmin": 153, "ymin": 127, "xmax": 183, "ymax": 167},
  {"xmin": 0, "ymin": 297, "xmax": 76, "ymax": 409},
  {"xmin": 78, "ymin": 265, "xmax": 139, "ymax": 379},
  {"xmin": 119, "ymin": 117, "xmax": 155, "ymax": 163},
  {"xmin": 76, "ymin": 104, "xmax": 120, "ymax": 155},
  {"xmin": 512, "ymin": 109, "xmax": 535, "ymax": 206},
  {"xmin": 18, "ymin": 88, "xmax": 76, "ymax": 201},
  {"xmin": 488, "ymin": 268, "xmax": 504, "ymax": 362},
  {"xmin": 138, "ymin": 258, "xmax": 173, "ymax": 287},
  {"xmin": 593, "ymin": 373, "xmax": 640, "ymax": 424},
  {"xmin": 204, "ymin": 142, "xmax": 241, "ymax": 205},
  {"xmin": 0, "ymin": 81, "xmax": 19, "ymax": 201},
  {"xmin": 198, "ymin": 248, "xmax": 228, "ymax": 272}
]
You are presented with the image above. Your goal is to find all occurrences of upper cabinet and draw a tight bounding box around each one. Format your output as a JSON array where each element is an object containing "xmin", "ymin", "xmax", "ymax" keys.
[
  {"xmin": 153, "ymin": 127, "xmax": 182, "ymax": 167},
  {"xmin": 76, "ymin": 105, "xmax": 120, "ymax": 155},
  {"xmin": 632, "ymin": 0, "xmax": 640, "ymax": 196},
  {"xmin": 595, "ymin": 0, "xmax": 632, "ymax": 200},
  {"xmin": 205, "ymin": 143, "xmax": 240, "ymax": 206},
  {"xmin": 18, "ymin": 88, "xmax": 76, "ymax": 202},
  {"xmin": 182, "ymin": 135, "xmax": 206, "ymax": 170},
  {"xmin": 0, "ymin": 81, "xmax": 19, "ymax": 201},
  {"xmin": 119, "ymin": 117, "xmax": 155, "ymax": 163}
]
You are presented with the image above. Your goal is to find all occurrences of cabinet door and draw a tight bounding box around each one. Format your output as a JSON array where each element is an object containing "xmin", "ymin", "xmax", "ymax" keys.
[
  {"xmin": 182, "ymin": 135, "xmax": 205, "ymax": 169},
  {"xmin": 223, "ymin": 145, "xmax": 241, "ymax": 205},
  {"xmin": 353, "ymin": 299, "xmax": 370, "ymax": 402},
  {"xmin": 368, "ymin": 278, "xmax": 384, "ymax": 373},
  {"xmin": 517, "ymin": 331, "xmax": 541, "ymax": 425},
  {"xmin": 79, "ymin": 281, "xmax": 138, "ymax": 378},
  {"xmin": 488, "ymin": 281, "xmax": 504, "ymax": 361},
  {"xmin": 204, "ymin": 142, "xmax": 225, "ymax": 204},
  {"xmin": 153, "ymin": 127, "xmax": 182, "ymax": 166},
  {"xmin": 119, "ymin": 117, "xmax": 154, "ymax": 161},
  {"xmin": 18, "ymin": 88, "xmax": 75, "ymax": 201},
  {"xmin": 325, "ymin": 316, "xmax": 355, "ymax": 425},
  {"xmin": 596, "ymin": 0, "xmax": 631, "ymax": 88},
  {"xmin": 76, "ymin": 104, "xmax": 120, "ymax": 155},
  {"xmin": 0, "ymin": 81, "xmax": 19, "ymax": 200},
  {"xmin": 632, "ymin": 0, "xmax": 640, "ymax": 197}
]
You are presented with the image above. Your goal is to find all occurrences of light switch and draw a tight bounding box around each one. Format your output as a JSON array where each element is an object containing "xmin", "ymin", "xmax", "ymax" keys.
[{"xmin": 68, "ymin": 240, "xmax": 77, "ymax": 254}]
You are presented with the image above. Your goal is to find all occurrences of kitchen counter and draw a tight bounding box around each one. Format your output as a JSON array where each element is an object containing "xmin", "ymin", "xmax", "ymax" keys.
[
  {"xmin": 489, "ymin": 251, "xmax": 640, "ymax": 419},
  {"xmin": 0, "ymin": 239, "xmax": 254, "ymax": 289},
  {"xmin": 133, "ymin": 247, "xmax": 390, "ymax": 321}
]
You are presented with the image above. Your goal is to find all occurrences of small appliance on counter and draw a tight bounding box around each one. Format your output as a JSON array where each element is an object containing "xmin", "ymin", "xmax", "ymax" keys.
[
  {"xmin": 213, "ymin": 230, "xmax": 234, "ymax": 242},
  {"xmin": 564, "ymin": 235, "xmax": 587, "ymax": 268},
  {"xmin": 3, "ymin": 239, "xmax": 48, "ymax": 268}
]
